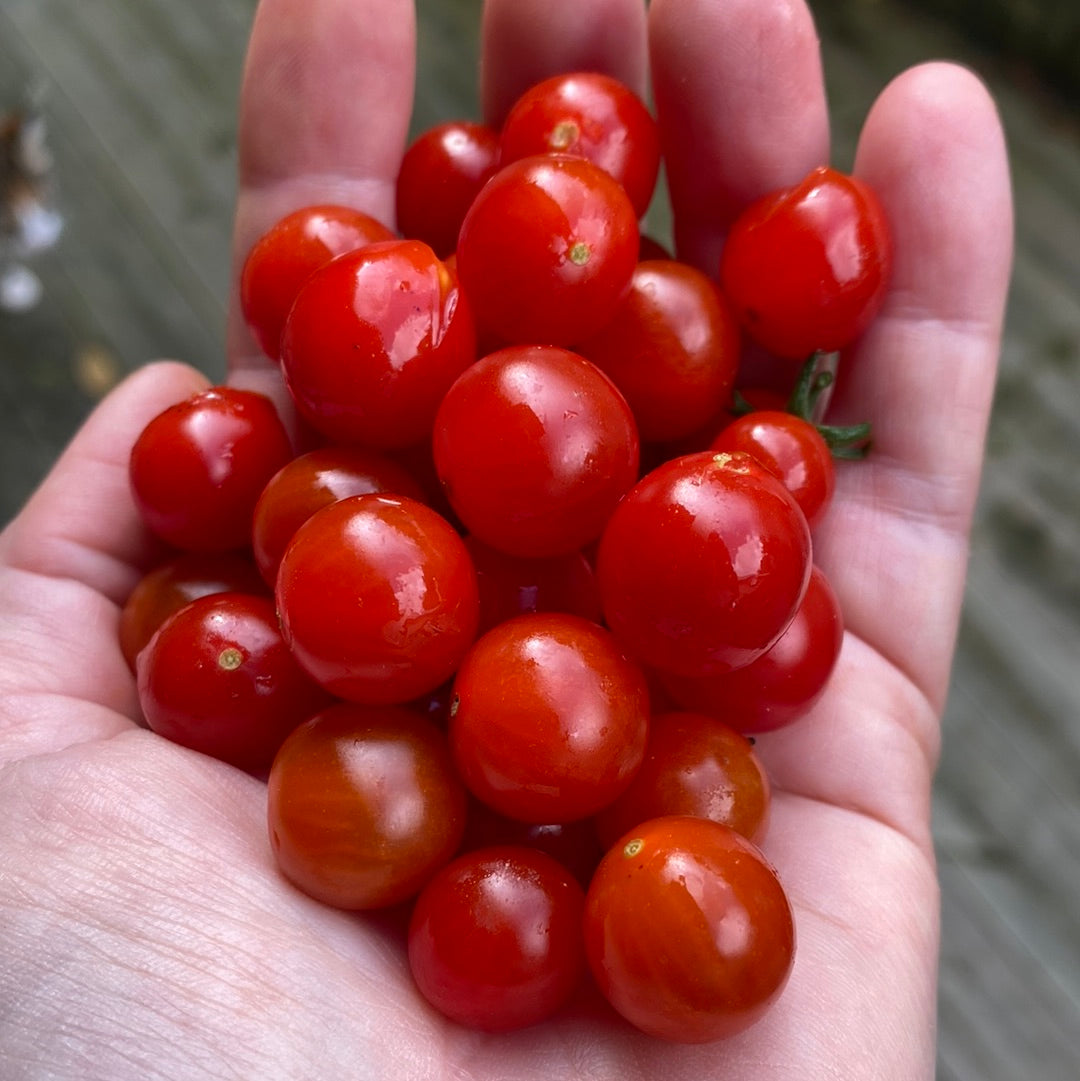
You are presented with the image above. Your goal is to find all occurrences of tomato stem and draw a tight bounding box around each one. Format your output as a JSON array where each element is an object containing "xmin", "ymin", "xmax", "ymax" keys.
[{"xmin": 787, "ymin": 353, "xmax": 872, "ymax": 460}]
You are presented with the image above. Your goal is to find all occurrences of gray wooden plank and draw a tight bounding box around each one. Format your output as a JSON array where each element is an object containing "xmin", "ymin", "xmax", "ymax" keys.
[
  {"xmin": 936, "ymin": 849, "xmax": 1080, "ymax": 1081},
  {"xmin": 2, "ymin": 0, "xmax": 241, "ymax": 324}
]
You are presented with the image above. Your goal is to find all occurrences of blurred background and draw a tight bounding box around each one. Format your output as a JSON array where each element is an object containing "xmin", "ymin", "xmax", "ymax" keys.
[{"xmin": 1, "ymin": 1, "xmax": 1077, "ymax": 1077}]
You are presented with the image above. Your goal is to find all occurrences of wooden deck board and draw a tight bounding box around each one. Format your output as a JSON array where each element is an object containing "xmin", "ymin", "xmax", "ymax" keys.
[{"xmin": 1, "ymin": 2, "xmax": 1078, "ymax": 1078}]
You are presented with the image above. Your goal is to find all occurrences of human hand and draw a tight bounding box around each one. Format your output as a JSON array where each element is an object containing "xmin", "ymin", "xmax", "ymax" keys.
[{"xmin": 0, "ymin": 1, "xmax": 1011, "ymax": 1078}]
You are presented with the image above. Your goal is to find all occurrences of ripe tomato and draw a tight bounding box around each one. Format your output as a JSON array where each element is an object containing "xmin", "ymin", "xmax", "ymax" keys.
[
  {"xmin": 395, "ymin": 121, "xmax": 501, "ymax": 258},
  {"xmin": 137, "ymin": 592, "xmax": 329, "ymax": 773},
  {"xmin": 719, "ymin": 165, "xmax": 892, "ymax": 360},
  {"xmin": 601, "ymin": 451, "xmax": 812, "ymax": 678},
  {"xmin": 596, "ymin": 451, "xmax": 812, "ymax": 677},
  {"xmin": 709, "ymin": 409, "xmax": 835, "ymax": 529},
  {"xmin": 432, "ymin": 345, "xmax": 639, "ymax": 558},
  {"xmin": 240, "ymin": 204, "xmax": 395, "ymax": 361},
  {"xmin": 592, "ymin": 711, "xmax": 771, "ymax": 851},
  {"xmin": 449, "ymin": 613, "xmax": 650, "ymax": 824},
  {"xmin": 251, "ymin": 446, "xmax": 426, "ymax": 587},
  {"xmin": 584, "ymin": 815, "xmax": 795, "ymax": 1042},
  {"xmin": 659, "ymin": 564, "xmax": 843, "ymax": 733},
  {"xmin": 281, "ymin": 239, "xmax": 476, "ymax": 449},
  {"xmin": 408, "ymin": 846, "xmax": 586, "ymax": 1031},
  {"xmin": 275, "ymin": 494, "xmax": 479, "ymax": 704},
  {"xmin": 574, "ymin": 259, "xmax": 741, "ymax": 442},
  {"xmin": 455, "ymin": 154, "xmax": 638, "ymax": 345},
  {"xmin": 267, "ymin": 703, "xmax": 467, "ymax": 910},
  {"xmin": 464, "ymin": 534, "xmax": 602, "ymax": 634},
  {"xmin": 498, "ymin": 71, "xmax": 660, "ymax": 218},
  {"xmin": 118, "ymin": 551, "xmax": 269, "ymax": 670},
  {"xmin": 129, "ymin": 386, "xmax": 293, "ymax": 553}
]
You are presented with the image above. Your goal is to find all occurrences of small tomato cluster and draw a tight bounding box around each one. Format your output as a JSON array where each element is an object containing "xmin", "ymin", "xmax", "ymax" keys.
[{"xmin": 124, "ymin": 71, "xmax": 891, "ymax": 1043}]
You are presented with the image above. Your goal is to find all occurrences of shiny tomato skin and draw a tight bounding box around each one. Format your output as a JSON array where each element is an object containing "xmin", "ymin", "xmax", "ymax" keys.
[
  {"xmin": 433, "ymin": 345, "xmax": 639, "ymax": 558},
  {"xmin": 584, "ymin": 815, "xmax": 795, "ymax": 1043},
  {"xmin": 251, "ymin": 446, "xmax": 426, "ymax": 587},
  {"xmin": 129, "ymin": 386, "xmax": 293, "ymax": 553},
  {"xmin": 596, "ymin": 451, "xmax": 812, "ymax": 677},
  {"xmin": 449, "ymin": 613, "xmax": 650, "ymax": 824},
  {"xmin": 456, "ymin": 154, "xmax": 639, "ymax": 346},
  {"xmin": 710, "ymin": 410, "xmax": 835, "ymax": 529},
  {"xmin": 464, "ymin": 534, "xmax": 602, "ymax": 634},
  {"xmin": 593, "ymin": 711, "xmax": 771, "ymax": 851},
  {"xmin": 575, "ymin": 259, "xmax": 741, "ymax": 442},
  {"xmin": 396, "ymin": 121, "xmax": 501, "ymax": 258},
  {"xmin": 280, "ymin": 239, "xmax": 476, "ymax": 449},
  {"xmin": 118, "ymin": 551, "xmax": 269, "ymax": 670},
  {"xmin": 267, "ymin": 703, "xmax": 467, "ymax": 910},
  {"xmin": 240, "ymin": 204, "xmax": 395, "ymax": 361},
  {"xmin": 275, "ymin": 494, "xmax": 479, "ymax": 704},
  {"xmin": 660, "ymin": 565, "xmax": 843, "ymax": 733},
  {"xmin": 719, "ymin": 166, "xmax": 892, "ymax": 360},
  {"xmin": 408, "ymin": 845, "xmax": 586, "ymax": 1031},
  {"xmin": 137, "ymin": 592, "xmax": 329, "ymax": 773},
  {"xmin": 499, "ymin": 72, "xmax": 660, "ymax": 218}
]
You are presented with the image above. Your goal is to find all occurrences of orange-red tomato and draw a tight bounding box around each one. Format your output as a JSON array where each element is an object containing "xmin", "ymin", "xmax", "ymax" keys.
[
  {"xmin": 267, "ymin": 703, "xmax": 467, "ymax": 910},
  {"xmin": 584, "ymin": 815, "xmax": 795, "ymax": 1042},
  {"xmin": 592, "ymin": 711, "xmax": 771, "ymax": 851}
]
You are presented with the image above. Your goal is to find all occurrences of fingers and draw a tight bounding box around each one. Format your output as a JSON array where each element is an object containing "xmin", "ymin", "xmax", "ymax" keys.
[
  {"xmin": 814, "ymin": 63, "xmax": 1013, "ymax": 710},
  {"xmin": 0, "ymin": 362, "xmax": 209, "ymax": 604},
  {"xmin": 479, "ymin": 0, "xmax": 649, "ymax": 128},
  {"xmin": 648, "ymin": 0, "xmax": 830, "ymax": 271},
  {"xmin": 226, "ymin": 0, "xmax": 417, "ymax": 386}
]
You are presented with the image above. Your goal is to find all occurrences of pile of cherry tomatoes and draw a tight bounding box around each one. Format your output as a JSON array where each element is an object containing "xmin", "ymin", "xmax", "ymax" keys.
[{"xmin": 123, "ymin": 71, "xmax": 891, "ymax": 1043}]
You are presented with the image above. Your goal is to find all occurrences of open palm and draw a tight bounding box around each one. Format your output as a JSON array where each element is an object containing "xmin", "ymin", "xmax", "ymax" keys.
[{"xmin": 0, "ymin": 1, "xmax": 1011, "ymax": 1078}]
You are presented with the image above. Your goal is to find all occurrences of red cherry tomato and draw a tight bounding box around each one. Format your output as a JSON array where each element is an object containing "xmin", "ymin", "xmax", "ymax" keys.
[
  {"xmin": 137, "ymin": 592, "xmax": 329, "ymax": 773},
  {"xmin": 118, "ymin": 551, "xmax": 269, "ymax": 670},
  {"xmin": 129, "ymin": 386, "xmax": 293, "ymax": 553},
  {"xmin": 710, "ymin": 409, "xmax": 835, "ymax": 529},
  {"xmin": 456, "ymin": 154, "xmax": 639, "ymax": 345},
  {"xmin": 719, "ymin": 165, "xmax": 892, "ymax": 360},
  {"xmin": 267, "ymin": 703, "xmax": 467, "ymax": 910},
  {"xmin": 659, "ymin": 564, "xmax": 843, "ymax": 733},
  {"xmin": 408, "ymin": 846, "xmax": 586, "ymax": 1031},
  {"xmin": 449, "ymin": 613, "xmax": 650, "ymax": 823},
  {"xmin": 596, "ymin": 451, "xmax": 812, "ymax": 677},
  {"xmin": 464, "ymin": 534, "xmax": 602, "ymax": 634},
  {"xmin": 251, "ymin": 446, "xmax": 426, "ymax": 587},
  {"xmin": 275, "ymin": 494, "xmax": 479, "ymax": 704},
  {"xmin": 592, "ymin": 711, "xmax": 771, "ymax": 851},
  {"xmin": 499, "ymin": 71, "xmax": 660, "ymax": 218},
  {"xmin": 433, "ymin": 345, "xmax": 639, "ymax": 558},
  {"xmin": 240, "ymin": 204, "xmax": 395, "ymax": 361},
  {"xmin": 584, "ymin": 816, "xmax": 795, "ymax": 1042},
  {"xmin": 575, "ymin": 259, "xmax": 741, "ymax": 442},
  {"xmin": 281, "ymin": 239, "xmax": 476, "ymax": 449},
  {"xmin": 395, "ymin": 121, "xmax": 501, "ymax": 258}
]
